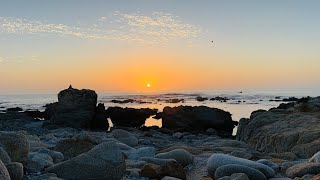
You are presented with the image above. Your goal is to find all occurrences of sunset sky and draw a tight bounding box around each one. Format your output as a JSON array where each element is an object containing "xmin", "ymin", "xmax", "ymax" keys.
[{"xmin": 1, "ymin": 1, "xmax": 320, "ymax": 94}]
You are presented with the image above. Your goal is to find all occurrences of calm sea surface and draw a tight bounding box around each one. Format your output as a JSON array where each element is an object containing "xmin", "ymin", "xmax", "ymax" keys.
[{"xmin": 0, "ymin": 89, "xmax": 319, "ymax": 134}]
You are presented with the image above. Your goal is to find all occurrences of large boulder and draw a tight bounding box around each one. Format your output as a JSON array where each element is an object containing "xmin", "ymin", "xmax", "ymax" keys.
[
  {"xmin": 0, "ymin": 131, "xmax": 29, "ymax": 165},
  {"xmin": 44, "ymin": 86, "xmax": 108, "ymax": 130},
  {"xmin": 206, "ymin": 153, "xmax": 275, "ymax": 178},
  {"xmin": 106, "ymin": 107, "xmax": 158, "ymax": 127},
  {"xmin": 54, "ymin": 138, "xmax": 95, "ymax": 160},
  {"xmin": 46, "ymin": 142, "xmax": 126, "ymax": 180},
  {"xmin": 236, "ymin": 97, "xmax": 320, "ymax": 158},
  {"xmin": 161, "ymin": 106, "xmax": 237, "ymax": 134}
]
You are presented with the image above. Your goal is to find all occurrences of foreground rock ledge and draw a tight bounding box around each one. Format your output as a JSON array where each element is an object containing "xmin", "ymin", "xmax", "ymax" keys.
[{"xmin": 236, "ymin": 96, "xmax": 320, "ymax": 158}]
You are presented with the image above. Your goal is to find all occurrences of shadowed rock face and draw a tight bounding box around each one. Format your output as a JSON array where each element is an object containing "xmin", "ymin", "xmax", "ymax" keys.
[
  {"xmin": 44, "ymin": 87, "xmax": 108, "ymax": 130},
  {"xmin": 161, "ymin": 106, "xmax": 237, "ymax": 135},
  {"xmin": 236, "ymin": 96, "xmax": 320, "ymax": 158},
  {"xmin": 107, "ymin": 107, "xmax": 158, "ymax": 127}
]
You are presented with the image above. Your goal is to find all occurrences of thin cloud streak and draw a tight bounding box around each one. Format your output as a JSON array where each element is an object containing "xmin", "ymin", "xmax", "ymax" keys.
[
  {"xmin": 0, "ymin": 12, "xmax": 201, "ymax": 45},
  {"xmin": 0, "ymin": 56, "xmax": 39, "ymax": 63}
]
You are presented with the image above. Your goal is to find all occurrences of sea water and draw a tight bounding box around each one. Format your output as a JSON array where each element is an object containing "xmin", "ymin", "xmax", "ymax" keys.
[{"xmin": 0, "ymin": 89, "xmax": 318, "ymax": 134}]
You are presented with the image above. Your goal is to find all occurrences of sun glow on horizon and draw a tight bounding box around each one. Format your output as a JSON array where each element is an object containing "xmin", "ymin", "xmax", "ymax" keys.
[{"xmin": 147, "ymin": 83, "xmax": 151, "ymax": 88}]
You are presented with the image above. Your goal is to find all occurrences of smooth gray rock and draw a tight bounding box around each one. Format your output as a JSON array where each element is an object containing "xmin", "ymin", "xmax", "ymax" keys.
[
  {"xmin": 139, "ymin": 157, "xmax": 177, "ymax": 166},
  {"xmin": 0, "ymin": 159, "xmax": 10, "ymax": 180},
  {"xmin": 128, "ymin": 147, "xmax": 155, "ymax": 160},
  {"xmin": 162, "ymin": 176, "xmax": 183, "ymax": 180},
  {"xmin": 126, "ymin": 160, "xmax": 147, "ymax": 169},
  {"xmin": 286, "ymin": 162, "xmax": 320, "ymax": 178},
  {"xmin": 230, "ymin": 173, "xmax": 250, "ymax": 180},
  {"xmin": 26, "ymin": 152, "xmax": 54, "ymax": 173},
  {"xmin": 172, "ymin": 132, "xmax": 183, "ymax": 139},
  {"xmin": 155, "ymin": 149, "xmax": 193, "ymax": 167},
  {"xmin": 214, "ymin": 164, "xmax": 266, "ymax": 180},
  {"xmin": 29, "ymin": 173, "xmax": 61, "ymax": 180},
  {"xmin": 0, "ymin": 131, "xmax": 29, "ymax": 165},
  {"xmin": 257, "ymin": 159, "xmax": 280, "ymax": 173},
  {"xmin": 6, "ymin": 162, "xmax": 23, "ymax": 180},
  {"xmin": 37, "ymin": 148, "xmax": 64, "ymax": 164},
  {"xmin": 46, "ymin": 142, "xmax": 126, "ymax": 180},
  {"xmin": 206, "ymin": 153, "xmax": 275, "ymax": 178},
  {"xmin": 54, "ymin": 138, "xmax": 94, "ymax": 160},
  {"xmin": 111, "ymin": 129, "xmax": 138, "ymax": 147},
  {"xmin": 230, "ymin": 151, "xmax": 252, "ymax": 159},
  {"xmin": 309, "ymin": 151, "xmax": 320, "ymax": 163},
  {"xmin": 281, "ymin": 160, "xmax": 305, "ymax": 174}
]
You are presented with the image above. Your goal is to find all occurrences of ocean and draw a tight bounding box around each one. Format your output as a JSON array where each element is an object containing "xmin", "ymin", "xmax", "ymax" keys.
[{"xmin": 0, "ymin": 89, "xmax": 318, "ymax": 134}]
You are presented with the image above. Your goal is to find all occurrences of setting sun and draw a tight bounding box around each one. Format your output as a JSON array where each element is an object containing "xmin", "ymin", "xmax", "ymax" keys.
[{"xmin": 147, "ymin": 83, "xmax": 151, "ymax": 88}]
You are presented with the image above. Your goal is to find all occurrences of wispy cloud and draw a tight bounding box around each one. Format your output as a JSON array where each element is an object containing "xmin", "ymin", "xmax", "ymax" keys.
[
  {"xmin": 0, "ymin": 56, "xmax": 38, "ymax": 63},
  {"xmin": 0, "ymin": 12, "xmax": 201, "ymax": 45}
]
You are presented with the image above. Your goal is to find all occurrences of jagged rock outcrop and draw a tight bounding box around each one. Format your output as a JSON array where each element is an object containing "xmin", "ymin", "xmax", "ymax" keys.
[
  {"xmin": 44, "ymin": 86, "xmax": 108, "ymax": 130},
  {"xmin": 161, "ymin": 106, "xmax": 237, "ymax": 135},
  {"xmin": 106, "ymin": 107, "xmax": 158, "ymax": 127},
  {"xmin": 236, "ymin": 97, "xmax": 320, "ymax": 158}
]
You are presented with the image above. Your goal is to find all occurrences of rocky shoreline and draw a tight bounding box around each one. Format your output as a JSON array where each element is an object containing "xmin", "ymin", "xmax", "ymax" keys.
[{"xmin": 0, "ymin": 87, "xmax": 319, "ymax": 180}]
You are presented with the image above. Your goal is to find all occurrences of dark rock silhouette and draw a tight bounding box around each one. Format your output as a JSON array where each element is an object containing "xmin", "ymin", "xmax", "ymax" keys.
[
  {"xmin": 165, "ymin": 99, "xmax": 185, "ymax": 103},
  {"xmin": 110, "ymin": 99, "xmax": 135, "ymax": 104},
  {"xmin": 161, "ymin": 106, "xmax": 237, "ymax": 135},
  {"xmin": 6, "ymin": 107, "xmax": 23, "ymax": 112},
  {"xmin": 195, "ymin": 96, "xmax": 208, "ymax": 102},
  {"xmin": 44, "ymin": 87, "xmax": 108, "ymax": 130},
  {"xmin": 106, "ymin": 107, "xmax": 158, "ymax": 127},
  {"xmin": 210, "ymin": 96, "xmax": 229, "ymax": 102}
]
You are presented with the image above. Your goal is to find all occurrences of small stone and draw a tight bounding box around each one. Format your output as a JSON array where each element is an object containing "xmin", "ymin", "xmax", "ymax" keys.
[
  {"xmin": 286, "ymin": 162, "xmax": 320, "ymax": 178},
  {"xmin": 0, "ymin": 159, "xmax": 10, "ymax": 180},
  {"xmin": 0, "ymin": 147, "xmax": 11, "ymax": 165},
  {"xmin": 214, "ymin": 164, "xmax": 266, "ymax": 180},
  {"xmin": 6, "ymin": 162, "xmax": 23, "ymax": 180},
  {"xmin": 206, "ymin": 153, "xmax": 275, "ymax": 178},
  {"xmin": 140, "ymin": 162, "xmax": 186, "ymax": 180},
  {"xmin": 128, "ymin": 147, "xmax": 155, "ymax": 160},
  {"xmin": 257, "ymin": 159, "xmax": 280, "ymax": 173},
  {"xmin": 26, "ymin": 152, "xmax": 54, "ymax": 173},
  {"xmin": 172, "ymin": 132, "xmax": 183, "ymax": 139},
  {"xmin": 309, "ymin": 151, "xmax": 320, "ymax": 163},
  {"xmin": 230, "ymin": 173, "xmax": 250, "ymax": 180},
  {"xmin": 139, "ymin": 157, "xmax": 177, "ymax": 166},
  {"xmin": 155, "ymin": 149, "xmax": 193, "ymax": 167},
  {"xmin": 111, "ymin": 129, "xmax": 138, "ymax": 147}
]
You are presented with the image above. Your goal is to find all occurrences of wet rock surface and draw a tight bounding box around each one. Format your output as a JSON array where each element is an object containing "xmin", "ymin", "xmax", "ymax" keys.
[{"xmin": 162, "ymin": 106, "xmax": 237, "ymax": 135}]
